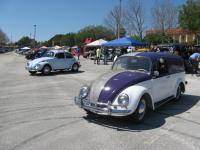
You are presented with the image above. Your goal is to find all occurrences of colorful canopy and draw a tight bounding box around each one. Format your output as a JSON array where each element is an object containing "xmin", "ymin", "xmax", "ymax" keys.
[
  {"xmin": 85, "ymin": 39, "xmax": 107, "ymax": 47},
  {"xmin": 102, "ymin": 37, "xmax": 145, "ymax": 47}
]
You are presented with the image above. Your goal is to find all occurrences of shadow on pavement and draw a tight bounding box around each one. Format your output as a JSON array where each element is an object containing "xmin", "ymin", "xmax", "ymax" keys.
[
  {"xmin": 30, "ymin": 70, "xmax": 85, "ymax": 76},
  {"xmin": 83, "ymin": 94, "xmax": 200, "ymax": 131}
]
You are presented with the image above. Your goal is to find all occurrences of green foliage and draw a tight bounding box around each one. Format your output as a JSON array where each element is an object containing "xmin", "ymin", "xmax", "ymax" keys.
[
  {"xmin": 45, "ymin": 25, "xmax": 115, "ymax": 47},
  {"xmin": 144, "ymin": 33, "xmax": 173, "ymax": 44},
  {"xmin": 17, "ymin": 36, "xmax": 35, "ymax": 47},
  {"xmin": 130, "ymin": 35, "xmax": 143, "ymax": 41},
  {"xmin": 75, "ymin": 25, "xmax": 115, "ymax": 46},
  {"xmin": 179, "ymin": 0, "xmax": 200, "ymax": 34}
]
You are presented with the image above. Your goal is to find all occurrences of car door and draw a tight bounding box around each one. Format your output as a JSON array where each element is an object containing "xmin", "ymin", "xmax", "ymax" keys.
[
  {"xmin": 151, "ymin": 60, "xmax": 171, "ymax": 103},
  {"xmin": 65, "ymin": 52, "xmax": 75, "ymax": 69},
  {"xmin": 54, "ymin": 52, "xmax": 67, "ymax": 69}
]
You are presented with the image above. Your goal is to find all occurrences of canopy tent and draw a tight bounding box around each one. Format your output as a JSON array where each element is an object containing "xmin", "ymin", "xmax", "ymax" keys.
[
  {"xmin": 40, "ymin": 46, "xmax": 48, "ymax": 49},
  {"xmin": 102, "ymin": 37, "xmax": 145, "ymax": 47},
  {"xmin": 21, "ymin": 47, "xmax": 31, "ymax": 50},
  {"xmin": 85, "ymin": 39, "xmax": 107, "ymax": 47},
  {"xmin": 53, "ymin": 45, "xmax": 62, "ymax": 50}
]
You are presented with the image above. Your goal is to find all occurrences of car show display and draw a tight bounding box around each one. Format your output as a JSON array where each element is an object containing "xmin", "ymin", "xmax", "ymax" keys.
[{"xmin": 75, "ymin": 52, "xmax": 186, "ymax": 122}]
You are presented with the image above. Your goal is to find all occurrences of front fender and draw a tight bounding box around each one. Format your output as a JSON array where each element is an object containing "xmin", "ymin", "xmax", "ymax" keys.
[
  {"xmin": 112, "ymin": 85, "xmax": 152, "ymax": 115},
  {"xmin": 38, "ymin": 62, "xmax": 52, "ymax": 70}
]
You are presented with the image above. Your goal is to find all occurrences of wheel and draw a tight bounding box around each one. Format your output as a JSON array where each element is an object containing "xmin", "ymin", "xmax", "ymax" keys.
[
  {"xmin": 29, "ymin": 71, "xmax": 36, "ymax": 75},
  {"xmin": 71, "ymin": 63, "xmax": 79, "ymax": 72},
  {"xmin": 131, "ymin": 96, "xmax": 147, "ymax": 123},
  {"xmin": 42, "ymin": 65, "xmax": 51, "ymax": 75},
  {"xmin": 174, "ymin": 85, "xmax": 182, "ymax": 101}
]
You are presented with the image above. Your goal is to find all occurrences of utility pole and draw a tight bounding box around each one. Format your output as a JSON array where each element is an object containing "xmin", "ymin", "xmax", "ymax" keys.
[
  {"xmin": 117, "ymin": 0, "xmax": 122, "ymax": 39},
  {"xmin": 33, "ymin": 25, "xmax": 36, "ymax": 48}
]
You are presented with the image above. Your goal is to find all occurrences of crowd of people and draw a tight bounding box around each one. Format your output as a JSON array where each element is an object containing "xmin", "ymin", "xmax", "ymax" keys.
[{"xmin": 75, "ymin": 44, "xmax": 200, "ymax": 74}]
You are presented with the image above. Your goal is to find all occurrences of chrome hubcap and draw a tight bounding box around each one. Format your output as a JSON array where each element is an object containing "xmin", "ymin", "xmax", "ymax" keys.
[
  {"xmin": 138, "ymin": 99, "xmax": 146, "ymax": 120},
  {"xmin": 176, "ymin": 87, "xmax": 181, "ymax": 99},
  {"xmin": 44, "ymin": 67, "xmax": 50, "ymax": 73}
]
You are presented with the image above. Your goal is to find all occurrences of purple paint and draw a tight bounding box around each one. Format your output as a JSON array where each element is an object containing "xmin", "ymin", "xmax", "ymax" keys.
[{"xmin": 98, "ymin": 71, "xmax": 151, "ymax": 103}]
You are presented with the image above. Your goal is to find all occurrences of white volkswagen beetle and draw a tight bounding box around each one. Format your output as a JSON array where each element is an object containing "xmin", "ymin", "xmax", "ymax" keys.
[
  {"xmin": 75, "ymin": 52, "xmax": 186, "ymax": 122},
  {"xmin": 26, "ymin": 50, "xmax": 80, "ymax": 75}
]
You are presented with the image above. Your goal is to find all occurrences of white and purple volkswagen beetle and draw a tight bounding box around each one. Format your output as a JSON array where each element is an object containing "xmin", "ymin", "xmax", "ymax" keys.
[{"xmin": 75, "ymin": 52, "xmax": 186, "ymax": 122}]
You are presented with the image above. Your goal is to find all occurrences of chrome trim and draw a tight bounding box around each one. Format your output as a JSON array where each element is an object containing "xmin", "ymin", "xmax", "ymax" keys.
[{"xmin": 74, "ymin": 97, "xmax": 132, "ymax": 116}]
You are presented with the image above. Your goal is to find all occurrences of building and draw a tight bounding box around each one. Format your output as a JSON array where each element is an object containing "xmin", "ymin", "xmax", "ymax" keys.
[{"xmin": 146, "ymin": 27, "xmax": 196, "ymax": 43}]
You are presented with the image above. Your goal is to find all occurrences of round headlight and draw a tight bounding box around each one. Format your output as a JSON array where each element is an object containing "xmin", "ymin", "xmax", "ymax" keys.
[
  {"xmin": 118, "ymin": 93, "xmax": 129, "ymax": 107},
  {"xmin": 35, "ymin": 64, "xmax": 41, "ymax": 69},
  {"xmin": 79, "ymin": 86, "xmax": 89, "ymax": 99}
]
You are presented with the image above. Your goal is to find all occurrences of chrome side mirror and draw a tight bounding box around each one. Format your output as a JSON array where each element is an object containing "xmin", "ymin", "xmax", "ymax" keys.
[{"xmin": 153, "ymin": 71, "xmax": 159, "ymax": 78}]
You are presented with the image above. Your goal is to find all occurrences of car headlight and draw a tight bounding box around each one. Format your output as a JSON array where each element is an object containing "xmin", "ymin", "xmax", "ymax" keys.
[
  {"xmin": 79, "ymin": 86, "xmax": 90, "ymax": 99},
  {"xmin": 35, "ymin": 64, "xmax": 41, "ymax": 69},
  {"xmin": 118, "ymin": 93, "xmax": 129, "ymax": 107}
]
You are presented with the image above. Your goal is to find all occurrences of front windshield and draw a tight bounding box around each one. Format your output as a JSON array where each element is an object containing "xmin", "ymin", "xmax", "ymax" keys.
[
  {"xmin": 44, "ymin": 51, "xmax": 54, "ymax": 57},
  {"xmin": 112, "ymin": 56, "xmax": 151, "ymax": 73}
]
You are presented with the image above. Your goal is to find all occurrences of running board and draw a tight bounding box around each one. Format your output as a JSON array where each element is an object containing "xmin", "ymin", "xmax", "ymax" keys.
[{"xmin": 154, "ymin": 96, "xmax": 174, "ymax": 109}]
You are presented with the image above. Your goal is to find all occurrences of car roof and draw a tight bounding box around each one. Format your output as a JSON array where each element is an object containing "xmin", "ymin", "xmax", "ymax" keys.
[
  {"xmin": 49, "ymin": 50, "xmax": 68, "ymax": 53},
  {"xmin": 122, "ymin": 52, "xmax": 182, "ymax": 61}
]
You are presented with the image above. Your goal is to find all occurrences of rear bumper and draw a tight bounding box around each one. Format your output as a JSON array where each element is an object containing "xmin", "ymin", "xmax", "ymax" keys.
[{"xmin": 74, "ymin": 97, "xmax": 132, "ymax": 116}]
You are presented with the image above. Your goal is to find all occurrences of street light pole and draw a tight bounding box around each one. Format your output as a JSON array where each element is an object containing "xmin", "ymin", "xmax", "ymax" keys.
[
  {"xmin": 117, "ymin": 0, "xmax": 122, "ymax": 39},
  {"xmin": 33, "ymin": 25, "xmax": 36, "ymax": 48}
]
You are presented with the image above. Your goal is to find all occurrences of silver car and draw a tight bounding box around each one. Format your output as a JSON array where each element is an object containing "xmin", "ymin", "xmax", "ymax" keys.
[{"xmin": 26, "ymin": 50, "xmax": 80, "ymax": 75}]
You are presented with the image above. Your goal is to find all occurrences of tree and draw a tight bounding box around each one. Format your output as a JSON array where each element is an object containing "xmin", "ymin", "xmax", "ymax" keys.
[
  {"xmin": 0, "ymin": 28, "xmax": 9, "ymax": 46},
  {"xmin": 144, "ymin": 33, "xmax": 173, "ymax": 44},
  {"xmin": 17, "ymin": 36, "xmax": 34, "ymax": 47},
  {"xmin": 179, "ymin": 0, "xmax": 200, "ymax": 38},
  {"xmin": 125, "ymin": 0, "xmax": 145, "ymax": 40},
  {"xmin": 152, "ymin": 0, "xmax": 178, "ymax": 33},
  {"xmin": 104, "ymin": 5, "xmax": 126, "ymax": 38},
  {"xmin": 75, "ymin": 25, "xmax": 115, "ymax": 46}
]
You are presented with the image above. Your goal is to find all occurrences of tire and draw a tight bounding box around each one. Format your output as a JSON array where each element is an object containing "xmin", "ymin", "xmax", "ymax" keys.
[
  {"xmin": 131, "ymin": 96, "xmax": 147, "ymax": 123},
  {"xmin": 42, "ymin": 65, "xmax": 51, "ymax": 75},
  {"xmin": 71, "ymin": 63, "xmax": 79, "ymax": 72},
  {"xmin": 84, "ymin": 109, "xmax": 95, "ymax": 116},
  {"xmin": 29, "ymin": 71, "xmax": 36, "ymax": 75},
  {"xmin": 174, "ymin": 85, "xmax": 182, "ymax": 101}
]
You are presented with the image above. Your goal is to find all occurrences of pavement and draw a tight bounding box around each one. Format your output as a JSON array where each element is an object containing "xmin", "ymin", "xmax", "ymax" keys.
[{"xmin": 0, "ymin": 52, "xmax": 200, "ymax": 150}]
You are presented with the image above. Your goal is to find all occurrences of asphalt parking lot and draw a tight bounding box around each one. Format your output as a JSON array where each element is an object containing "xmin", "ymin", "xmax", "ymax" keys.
[{"xmin": 0, "ymin": 52, "xmax": 200, "ymax": 150}]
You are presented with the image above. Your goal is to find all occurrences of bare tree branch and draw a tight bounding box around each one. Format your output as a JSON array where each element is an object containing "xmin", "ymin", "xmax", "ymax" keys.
[
  {"xmin": 104, "ymin": 5, "xmax": 126, "ymax": 38},
  {"xmin": 125, "ymin": 0, "xmax": 145, "ymax": 40},
  {"xmin": 151, "ymin": 0, "xmax": 178, "ymax": 33}
]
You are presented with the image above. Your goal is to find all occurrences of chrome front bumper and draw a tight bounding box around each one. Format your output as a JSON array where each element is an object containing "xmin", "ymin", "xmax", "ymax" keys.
[{"xmin": 74, "ymin": 97, "xmax": 132, "ymax": 116}]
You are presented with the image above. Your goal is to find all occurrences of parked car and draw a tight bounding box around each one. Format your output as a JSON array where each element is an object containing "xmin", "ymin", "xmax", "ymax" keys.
[
  {"xmin": 26, "ymin": 50, "xmax": 81, "ymax": 75},
  {"xmin": 75, "ymin": 52, "xmax": 186, "ymax": 122},
  {"xmin": 25, "ymin": 49, "xmax": 48, "ymax": 60}
]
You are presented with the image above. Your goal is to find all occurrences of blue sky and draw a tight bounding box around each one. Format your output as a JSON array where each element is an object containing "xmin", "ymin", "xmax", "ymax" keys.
[{"xmin": 0, "ymin": 0, "xmax": 186, "ymax": 42}]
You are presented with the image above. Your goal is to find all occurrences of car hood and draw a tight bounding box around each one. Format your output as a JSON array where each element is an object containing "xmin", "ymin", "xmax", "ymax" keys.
[
  {"xmin": 29, "ymin": 57, "xmax": 53, "ymax": 65},
  {"xmin": 89, "ymin": 71, "xmax": 151, "ymax": 104}
]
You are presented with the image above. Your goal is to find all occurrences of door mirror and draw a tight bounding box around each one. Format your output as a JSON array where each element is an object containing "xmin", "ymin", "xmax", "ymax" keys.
[{"xmin": 153, "ymin": 71, "xmax": 159, "ymax": 78}]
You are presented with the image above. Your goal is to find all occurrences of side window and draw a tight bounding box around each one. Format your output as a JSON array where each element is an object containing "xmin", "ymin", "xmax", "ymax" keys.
[
  {"xmin": 65, "ymin": 52, "xmax": 73, "ymax": 59},
  {"xmin": 158, "ymin": 60, "xmax": 168, "ymax": 75},
  {"xmin": 55, "ymin": 53, "xmax": 65, "ymax": 59}
]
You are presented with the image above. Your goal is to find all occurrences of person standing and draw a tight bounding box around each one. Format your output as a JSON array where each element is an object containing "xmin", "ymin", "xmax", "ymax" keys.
[
  {"xmin": 103, "ymin": 47, "xmax": 108, "ymax": 65},
  {"xmin": 76, "ymin": 47, "xmax": 80, "ymax": 60},
  {"xmin": 96, "ymin": 48, "xmax": 101, "ymax": 65}
]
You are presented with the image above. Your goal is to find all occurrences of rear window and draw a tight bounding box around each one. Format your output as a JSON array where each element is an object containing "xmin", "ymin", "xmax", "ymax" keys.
[{"xmin": 168, "ymin": 59, "xmax": 184, "ymax": 74}]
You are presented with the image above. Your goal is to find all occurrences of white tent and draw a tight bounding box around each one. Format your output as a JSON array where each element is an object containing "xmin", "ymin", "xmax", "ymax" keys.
[
  {"xmin": 53, "ymin": 45, "xmax": 62, "ymax": 50},
  {"xmin": 85, "ymin": 39, "xmax": 107, "ymax": 47},
  {"xmin": 21, "ymin": 47, "xmax": 30, "ymax": 50},
  {"xmin": 40, "ymin": 46, "xmax": 48, "ymax": 49}
]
